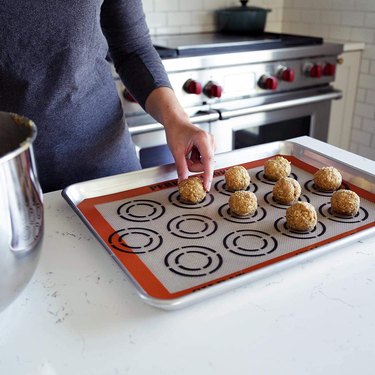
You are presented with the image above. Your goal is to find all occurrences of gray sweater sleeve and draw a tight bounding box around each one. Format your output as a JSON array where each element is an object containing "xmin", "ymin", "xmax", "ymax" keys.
[{"xmin": 100, "ymin": 0, "xmax": 172, "ymax": 109}]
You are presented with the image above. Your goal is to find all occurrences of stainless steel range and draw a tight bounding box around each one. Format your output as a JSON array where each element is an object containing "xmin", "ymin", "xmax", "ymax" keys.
[{"xmin": 113, "ymin": 32, "xmax": 343, "ymax": 168}]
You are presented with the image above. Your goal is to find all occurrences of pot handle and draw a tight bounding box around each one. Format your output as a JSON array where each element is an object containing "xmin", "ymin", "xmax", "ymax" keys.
[{"xmin": 240, "ymin": 0, "xmax": 248, "ymax": 6}]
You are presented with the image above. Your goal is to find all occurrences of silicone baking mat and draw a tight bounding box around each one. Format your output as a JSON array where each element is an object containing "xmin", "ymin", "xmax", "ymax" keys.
[{"xmin": 76, "ymin": 155, "xmax": 375, "ymax": 302}]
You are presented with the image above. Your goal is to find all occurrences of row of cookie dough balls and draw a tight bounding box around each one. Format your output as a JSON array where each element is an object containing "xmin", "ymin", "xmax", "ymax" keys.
[
  {"xmin": 264, "ymin": 157, "xmax": 361, "ymax": 231},
  {"xmin": 286, "ymin": 188, "xmax": 361, "ymax": 232},
  {"xmin": 178, "ymin": 166, "xmax": 257, "ymax": 217},
  {"xmin": 178, "ymin": 157, "xmax": 360, "ymax": 231}
]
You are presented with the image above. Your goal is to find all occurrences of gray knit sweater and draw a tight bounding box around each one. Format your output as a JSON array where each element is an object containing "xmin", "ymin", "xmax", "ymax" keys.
[{"xmin": 0, "ymin": 0, "xmax": 171, "ymax": 192}]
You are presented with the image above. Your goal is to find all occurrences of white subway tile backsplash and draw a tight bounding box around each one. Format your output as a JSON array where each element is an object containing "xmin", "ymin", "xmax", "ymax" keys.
[
  {"xmin": 179, "ymin": 0, "xmax": 203, "ymax": 11},
  {"xmin": 341, "ymin": 11, "xmax": 365, "ymax": 27},
  {"xmin": 203, "ymin": 0, "xmax": 228, "ymax": 11},
  {"xmin": 360, "ymin": 59, "xmax": 370, "ymax": 74},
  {"xmin": 145, "ymin": 12, "xmax": 167, "ymax": 28},
  {"xmin": 353, "ymin": 115, "xmax": 363, "ymax": 129},
  {"xmin": 320, "ymin": 10, "xmax": 341, "ymax": 26},
  {"xmin": 358, "ymin": 143, "xmax": 375, "ymax": 159},
  {"xmin": 154, "ymin": 0, "xmax": 179, "ymax": 12},
  {"xmin": 355, "ymin": 0, "xmax": 375, "ymax": 12},
  {"xmin": 331, "ymin": 0, "xmax": 356, "ymax": 11},
  {"xmin": 355, "ymin": 102, "xmax": 375, "ymax": 119},
  {"xmin": 302, "ymin": 10, "xmax": 321, "ymax": 24},
  {"xmin": 329, "ymin": 26, "xmax": 352, "ymax": 42},
  {"xmin": 350, "ymin": 28, "xmax": 375, "ymax": 43},
  {"xmin": 349, "ymin": 142, "xmax": 359, "ymax": 154},
  {"xmin": 283, "ymin": 9, "xmax": 301, "ymax": 22},
  {"xmin": 359, "ymin": 73, "xmax": 375, "ymax": 91},
  {"xmin": 366, "ymin": 90, "xmax": 375, "ymax": 105},
  {"xmin": 356, "ymin": 88, "xmax": 366, "ymax": 103},
  {"xmin": 142, "ymin": 0, "xmax": 154, "ymax": 12},
  {"xmin": 309, "ymin": 0, "xmax": 332, "ymax": 10},
  {"xmin": 140, "ymin": 0, "xmax": 375, "ymax": 160},
  {"xmin": 363, "ymin": 118, "xmax": 375, "ymax": 132},
  {"xmin": 363, "ymin": 44, "xmax": 375, "ymax": 60},
  {"xmin": 352, "ymin": 129, "xmax": 372, "ymax": 146},
  {"xmin": 167, "ymin": 12, "xmax": 192, "ymax": 26},
  {"xmin": 364, "ymin": 12, "xmax": 375, "ymax": 28},
  {"xmin": 309, "ymin": 24, "xmax": 330, "ymax": 38},
  {"xmin": 190, "ymin": 11, "xmax": 214, "ymax": 26}
]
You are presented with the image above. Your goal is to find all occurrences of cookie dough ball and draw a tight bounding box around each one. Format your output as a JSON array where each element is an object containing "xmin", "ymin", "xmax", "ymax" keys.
[
  {"xmin": 178, "ymin": 177, "xmax": 206, "ymax": 204},
  {"xmin": 313, "ymin": 166, "xmax": 342, "ymax": 191},
  {"xmin": 228, "ymin": 191, "xmax": 257, "ymax": 216},
  {"xmin": 264, "ymin": 156, "xmax": 291, "ymax": 181},
  {"xmin": 331, "ymin": 189, "xmax": 360, "ymax": 216},
  {"xmin": 286, "ymin": 202, "xmax": 317, "ymax": 232},
  {"xmin": 273, "ymin": 177, "xmax": 302, "ymax": 205},
  {"xmin": 225, "ymin": 165, "xmax": 251, "ymax": 191}
]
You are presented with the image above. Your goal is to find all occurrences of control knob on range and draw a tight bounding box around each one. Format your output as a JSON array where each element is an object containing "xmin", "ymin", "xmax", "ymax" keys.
[
  {"xmin": 277, "ymin": 67, "xmax": 295, "ymax": 82},
  {"xmin": 258, "ymin": 74, "xmax": 278, "ymax": 90},
  {"xmin": 183, "ymin": 79, "xmax": 202, "ymax": 95},
  {"xmin": 203, "ymin": 81, "xmax": 223, "ymax": 98},
  {"xmin": 304, "ymin": 63, "xmax": 323, "ymax": 78},
  {"xmin": 323, "ymin": 63, "xmax": 336, "ymax": 76},
  {"xmin": 123, "ymin": 89, "xmax": 137, "ymax": 103}
]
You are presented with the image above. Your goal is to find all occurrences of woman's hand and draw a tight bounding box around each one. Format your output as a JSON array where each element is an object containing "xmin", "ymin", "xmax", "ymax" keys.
[
  {"xmin": 145, "ymin": 87, "xmax": 215, "ymax": 191},
  {"xmin": 165, "ymin": 120, "xmax": 215, "ymax": 192}
]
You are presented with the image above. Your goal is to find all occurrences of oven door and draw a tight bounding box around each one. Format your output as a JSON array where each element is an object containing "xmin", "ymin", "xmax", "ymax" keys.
[
  {"xmin": 210, "ymin": 86, "xmax": 342, "ymax": 153},
  {"xmin": 129, "ymin": 111, "xmax": 219, "ymax": 168}
]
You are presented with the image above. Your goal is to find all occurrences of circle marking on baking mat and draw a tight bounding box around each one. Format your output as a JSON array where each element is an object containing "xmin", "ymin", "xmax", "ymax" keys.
[
  {"xmin": 108, "ymin": 227, "xmax": 163, "ymax": 254},
  {"xmin": 304, "ymin": 180, "xmax": 350, "ymax": 197},
  {"xmin": 117, "ymin": 199, "xmax": 165, "ymax": 222},
  {"xmin": 165, "ymin": 246, "xmax": 223, "ymax": 277},
  {"xmin": 318, "ymin": 203, "xmax": 369, "ymax": 223},
  {"xmin": 218, "ymin": 203, "xmax": 266, "ymax": 224},
  {"xmin": 263, "ymin": 191, "xmax": 310, "ymax": 209},
  {"xmin": 168, "ymin": 190, "xmax": 214, "ymax": 209},
  {"xmin": 274, "ymin": 217, "xmax": 326, "ymax": 239},
  {"xmin": 167, "ymin": 214, "xmax": 218, "ymax": 239},
  {"xmin": 255, "ymin": 170, "xmax": 298, "ymax": 185},
  {"xmin": 214, "ymin": 178, "xmax": 258, "ymax": 196},
  {"xmin": 224, "ymin": 229, "xmax": 278, "ymax": 257}
]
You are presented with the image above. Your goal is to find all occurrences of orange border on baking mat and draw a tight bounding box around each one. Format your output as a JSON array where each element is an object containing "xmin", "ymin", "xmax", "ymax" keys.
[{"xmin": 77, "ymin": 155, "xmax": 375, "ymax": 300}]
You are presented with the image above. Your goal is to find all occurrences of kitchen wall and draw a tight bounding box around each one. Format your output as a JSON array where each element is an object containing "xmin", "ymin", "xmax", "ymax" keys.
[
  {"xmin": 282, "ymin": 0, "xmax": 375, "ymax": 160},
  {"xmin": 143, "ymin": 0, "xmax": 375, "ymax": 161},
  {"xmin": 144, "ymin": 0, "xmax": 284, "ymax": 35}
]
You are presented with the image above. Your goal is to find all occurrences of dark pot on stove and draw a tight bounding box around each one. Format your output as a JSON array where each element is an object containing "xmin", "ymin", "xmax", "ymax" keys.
[{"xmin": 215, "ymin": 0, "xmax": 271, "ymax": 35}]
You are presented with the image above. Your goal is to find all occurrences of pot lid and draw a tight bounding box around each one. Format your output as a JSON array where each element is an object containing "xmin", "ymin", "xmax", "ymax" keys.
[{"xmin": 220, "ymin": 0, "xmax": 271, "ymax": 12}]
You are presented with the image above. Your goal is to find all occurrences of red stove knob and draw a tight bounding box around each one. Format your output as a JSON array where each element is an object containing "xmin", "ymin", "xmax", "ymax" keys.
[
  {"xmin": 183, "ymin": 79, "xmax": 202, "ymax": 95},
  {"xmin": 323, "ymin": 63, "xmax": 336, "ymax": 76},
  {"xmin": 203, "ymin": 81, "xmax": 222, "ymax": 98},
  {"xmin": 278, "ymin": 67, "xmax": 295, "ymax": 82},
  {"xmin": 123, "ymin": 89, "xmax": 137, "ymax": 103},
  {"xmin": 258, "ymin": 75, "xmax": 278, "ymax": 90},
  {"xmin": 308, "ymin": 64, "xmax": 323, "ymax": 78}
]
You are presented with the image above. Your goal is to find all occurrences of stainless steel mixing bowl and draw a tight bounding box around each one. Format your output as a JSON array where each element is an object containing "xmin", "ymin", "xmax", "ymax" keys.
[{"xmin": 0, "ymin": 111, "xmax": 43, "ymax": 312}]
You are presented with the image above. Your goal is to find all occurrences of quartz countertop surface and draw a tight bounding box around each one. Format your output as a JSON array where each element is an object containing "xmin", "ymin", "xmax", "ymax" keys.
[{"xmin": 1, "ymin": 137, "xmax": 375, "ymax": 375}]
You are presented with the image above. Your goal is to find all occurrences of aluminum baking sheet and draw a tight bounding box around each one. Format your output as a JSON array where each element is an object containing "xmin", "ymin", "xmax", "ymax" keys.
[{"xmin": 62, "ymin": 140, "xmax": 375, "ymax": 310}]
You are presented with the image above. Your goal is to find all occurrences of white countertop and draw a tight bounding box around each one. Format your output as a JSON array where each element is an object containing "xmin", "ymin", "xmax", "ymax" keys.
[
  {"xmin": 1, "ymin": 137, "xmax": 375, "ymax": 375},
  {"xmin": 326, "ymin": 40, "xmax": 365, "ymax": 52}
]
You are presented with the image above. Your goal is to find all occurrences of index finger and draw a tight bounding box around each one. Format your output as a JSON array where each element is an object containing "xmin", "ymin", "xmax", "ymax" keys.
[{"xmin": 197, "ymin": 134, "xmax": 215, "ymax": 191}]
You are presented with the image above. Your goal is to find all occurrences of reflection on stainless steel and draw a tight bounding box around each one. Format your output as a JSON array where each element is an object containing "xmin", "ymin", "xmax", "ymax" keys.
[
  {"xmin": 115, "ymin": 34, "xmax": 343, "ymax": 167},
  {"xmin": 0, "ymin": 111, "xmax": 43, "ymax": 312}
]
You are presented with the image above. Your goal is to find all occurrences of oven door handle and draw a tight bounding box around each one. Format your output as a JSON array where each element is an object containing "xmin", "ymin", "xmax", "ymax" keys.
[
  {"xmin": 129, "ymin": 111, "xmax": 220, "ymax": 135},
  {"xmin": 219, "ymin": 90, "xmax": 342, "ymax": 119}
]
